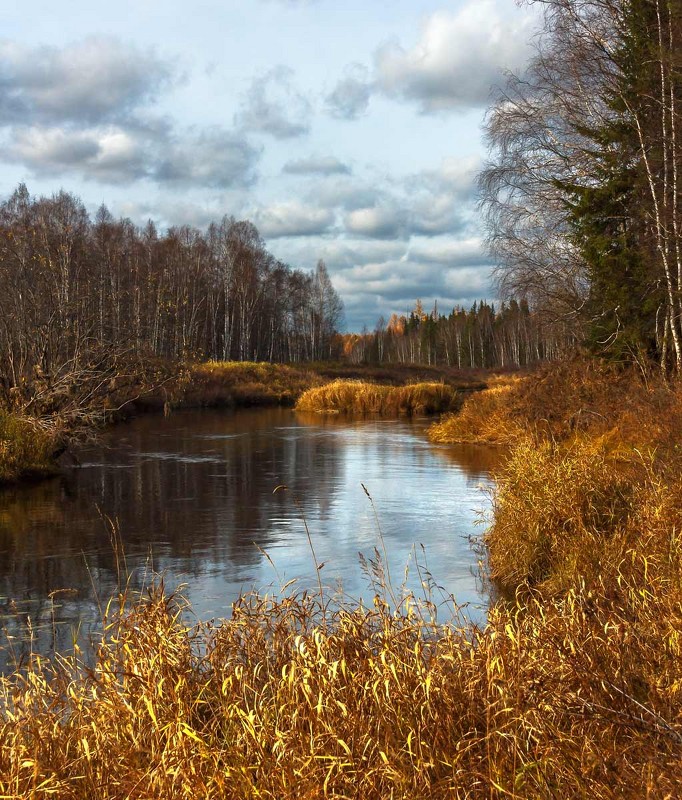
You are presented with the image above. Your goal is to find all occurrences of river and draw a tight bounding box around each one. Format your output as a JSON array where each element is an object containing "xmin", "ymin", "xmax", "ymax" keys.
[{"xmin": 0, "ymin": 407, "xmax": 499, "ymax": 669}]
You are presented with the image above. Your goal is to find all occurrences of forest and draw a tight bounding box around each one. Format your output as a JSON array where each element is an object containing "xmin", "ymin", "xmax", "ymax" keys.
[
  {"xmin": 341, "ymin": 299, "xmax": 575, "ymax": 367},
  {"xmin": 0, "ymin": 184, "xmax": 343, "ymax": 405}
]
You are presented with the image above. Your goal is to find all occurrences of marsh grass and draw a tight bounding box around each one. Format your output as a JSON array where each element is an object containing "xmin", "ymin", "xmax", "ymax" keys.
[
  {"xmin": 2, "ymin": 569, "xmax": 681, "ymax": 799},
  {"xmin": 4, "ymin": 357, "xmax": 682, "ymax": 796},
  {"xmin": 295, "ymin": 380, "xmax": 459, "ymax": 416},
  {"xmin": 428, "ymin": 377, "xmax": 524, "ymax": 444},
  {"xmin": 180, "ymin": 361, "xmax": 324, "ymax": 408},
  {"xmin": 0, "ymin": 411, "xmax": 58, "ymax": 483}
]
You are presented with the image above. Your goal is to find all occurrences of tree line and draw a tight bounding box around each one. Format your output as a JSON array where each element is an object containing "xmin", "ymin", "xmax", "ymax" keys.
[
  {"xmin": 482, "ymin": 0, "xmax": 682, "ymax": 370},
  {"xmin": 0, "ymin": 184, "xmax": 343, "ymax": 400},
  {"xmin": 340, "ymin": 299, "xmax": 575, "ymax": 368}
]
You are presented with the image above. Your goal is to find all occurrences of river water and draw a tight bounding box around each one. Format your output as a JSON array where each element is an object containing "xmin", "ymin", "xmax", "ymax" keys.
[{"xmin": 0, "ymin": 408, "xmax": 499, "ymax": 669}]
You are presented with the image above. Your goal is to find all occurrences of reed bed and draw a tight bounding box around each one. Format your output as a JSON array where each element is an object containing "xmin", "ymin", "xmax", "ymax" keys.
[
  {"xmin": 0, "ymin": 411, "xmax": 57, "ymax": 483},
  {"xmin": 428, "ymin": 377, "xmax": 524, "ymax": 444},
  {"xmin": 2, "ymin": 573, "xmax": 681, "ymax": 799},
  {"xmin": 295, "ymin": 380, "xmax": 458, "ymax": 416}
]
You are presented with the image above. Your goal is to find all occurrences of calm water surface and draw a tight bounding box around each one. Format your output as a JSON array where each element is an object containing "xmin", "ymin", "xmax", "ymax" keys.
[{"xmin": 0, "ymin": 408, "xmax": 499, "ymax": 668}]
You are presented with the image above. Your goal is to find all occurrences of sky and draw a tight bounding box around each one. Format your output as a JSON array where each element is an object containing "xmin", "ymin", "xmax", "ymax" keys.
[{"xmin": 0, "ymin": 0, "xmax": 538, "ymax": 331}]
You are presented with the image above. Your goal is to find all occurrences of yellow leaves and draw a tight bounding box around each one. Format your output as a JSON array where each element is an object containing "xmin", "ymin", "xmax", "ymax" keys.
[
  {"xmin": 143, "ymin": 695, "xmax": 158, "ymax": 727},
  {"xmin": 180, "ymin": 723, "xmax": 204, "ymax": 745}
]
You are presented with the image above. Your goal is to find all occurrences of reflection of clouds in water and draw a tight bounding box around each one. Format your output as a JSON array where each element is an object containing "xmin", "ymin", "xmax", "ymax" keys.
[{"xmin": 0, "ymin": 407, "xmax": 498, "ymax": 669}]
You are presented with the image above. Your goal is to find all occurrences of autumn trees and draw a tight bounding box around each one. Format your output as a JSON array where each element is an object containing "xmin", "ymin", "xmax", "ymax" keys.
[
  {"xmin": 0, "ymin": 184, "xmax": 344, "ymax": 406},
  {"xmin": 341, "ymin": 300, "xmax": 572, "ymax": 368},
  {"xmin": 482, "ymin": 0, "xmax": 682, "ymax": 369}
]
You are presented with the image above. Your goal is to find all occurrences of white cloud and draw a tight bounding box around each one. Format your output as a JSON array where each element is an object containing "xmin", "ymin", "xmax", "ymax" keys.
[
  {"xmin": 155, "ymin": 128, "xmax": 260, "ymax": 188},
  {"xmin": 325, "ymin": 64, "xmax": 371, "ymax": 120},
  {"xmin": 374, "ymin": 2, "xmax": 534, "ymax": 113},
  {"xmin": 253, "ymin": 201, "xmax": 335, "ymax": 238},
  {"xmin": 236, "ymin": 66, "xmax": 312, "ymax": 139},
  {"xmin": 344, "ymin": 205, "xmax": 408, "ymax": 239},
  {"xmin": 3, "ymin": 123, "xmax": 261, "ymax": 188},
  {"xmin": 0, "ymin": 37, "xmax": 174, "ymax": 124},
  {"xmin": 283, "ymin": 155, "xmax": 351, "ymax": 176}
]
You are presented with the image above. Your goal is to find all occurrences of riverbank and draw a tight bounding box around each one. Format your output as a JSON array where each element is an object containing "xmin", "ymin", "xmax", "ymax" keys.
[
  {"xmin": 0, "ymin": 360, "xmax": 491, "ymax": 486},
  {"xmin": 2, "ymin": 357, "xmax": 682, "ymax": 796}
]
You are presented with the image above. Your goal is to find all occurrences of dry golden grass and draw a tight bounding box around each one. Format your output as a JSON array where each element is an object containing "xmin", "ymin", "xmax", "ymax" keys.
[
  {"xmin": 428, "ymin": 376, "xmax": 524, "ymax": 444},
  {"xmin": 5, "ymin": 357, "xmax": 682, "ymax": 796},
  {"xmin": 180, "ymin": 361, "xmax": 324, "ymax": 408},
  {"xmin": 295, "ymin": 380, "xmax": 458, "ymax": 416},
  {"xmin": 0, "ymin": 411, "xmax": 57, "ymax": 484},
  {"xmin": 2, "ymin": 574, "xmax": 682, "ymax": 799}
]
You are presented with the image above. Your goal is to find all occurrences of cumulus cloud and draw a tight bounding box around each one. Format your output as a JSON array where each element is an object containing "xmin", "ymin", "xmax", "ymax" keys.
[
  {"xmin": 305, "ymin": 176, "xmax": 382, "ymax": 212},
  {"xmin": 283, "ymin": 155, "xmax": 351, "ymax": 176},
  {"xmin": 0, "ymin": 37, "xmax": 174, "ymax": 125},
  {"xmin": 155, "ymin": 128, "xmax": 260, "ymax": 188},
  {"xmin": 410, "ymin": 156, "xmax": 480, "ymax": 201},
  {"xmin": 4, "ymin": 126, "xmax": 149, "ymax": 183},
  {"xmin": 325, "ymin": 64, "xmax": 371, "ymax": 120},
  {"xmin": 374, "ymin": 2, "xmax": 534, "ymax": 113},
  {"xmin": 408, "ymin": 238, "xmax": 488, "ymax": 266},
  {"xmin": 344, "ymin": 204, "xmax": 408, "ymax": 239},
  {"xmin": 2, "ymin": 123, "xmax": 261, "ymax": 188},
  {"xmin": 252, "ymin": 201, "xmax": 335, "ymax": 238},
  {"xmin": 325, "ymin": 1, "xmax": 534, "ymax": 119},
  {"xmin": 236, "ymin": 66, "xmax": 312, "ymax": 139},
  {"xmin": 0, "ymin": 37, "xmax": 263, "ymax": 188}
]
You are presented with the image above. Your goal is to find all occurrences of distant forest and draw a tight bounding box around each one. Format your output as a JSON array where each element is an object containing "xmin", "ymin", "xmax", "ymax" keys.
[
  {"xmin": 0, "ymin": 184, "xmax": 568, "ymax": 396},
  {"xmin": 0, "ymin": 184, "xmax": 343, "ymax": 392},
  {"xmin": 340, "ymin": 299, "xmax": 575, "ymax": 368}
]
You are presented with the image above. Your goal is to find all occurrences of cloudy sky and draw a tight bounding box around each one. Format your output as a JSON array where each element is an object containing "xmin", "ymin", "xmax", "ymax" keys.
[{"xmin": 0, "ymin": 0, "xmax": 537, "ymax": 330}]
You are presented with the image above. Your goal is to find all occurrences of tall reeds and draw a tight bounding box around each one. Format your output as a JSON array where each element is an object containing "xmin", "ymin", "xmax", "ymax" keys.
[
  {"xmin": 0, "ymin": 411, "xmax": 57, "ymax": 483},
  {"xmin": 295, "ymin": 380, "xmax": 458, "ymax": 415},
  {"xmin": 2, "ymin": 577, "xmax": 681, "ymax": 798}
]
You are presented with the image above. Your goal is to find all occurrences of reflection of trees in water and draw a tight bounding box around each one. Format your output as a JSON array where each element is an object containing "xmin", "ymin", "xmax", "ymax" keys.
[
  {"xmin": 0, "ymin": 408, "xmax": 346, "ymax": 665},
  {"xmin": 0, "ymin": 409, "xmax": 500, "ymax": 668}
]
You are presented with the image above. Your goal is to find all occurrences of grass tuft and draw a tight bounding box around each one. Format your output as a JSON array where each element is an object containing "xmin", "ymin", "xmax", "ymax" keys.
[
  {"xmin": 295, "ymin": 379, "xmax": 459, "ymax": 416},
  {"xmin": 0, "ymin": 411, "xmax": 58, "ymax": 483},
  {"xmin": 2, "ymin": 578, "xmax": 682, "ymax": 798}
]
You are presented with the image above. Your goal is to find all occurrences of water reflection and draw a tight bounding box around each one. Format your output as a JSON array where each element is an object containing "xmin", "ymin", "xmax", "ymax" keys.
[{"xmin": 0, "ymin": 408, "xmax": 499, "ymax": 669}]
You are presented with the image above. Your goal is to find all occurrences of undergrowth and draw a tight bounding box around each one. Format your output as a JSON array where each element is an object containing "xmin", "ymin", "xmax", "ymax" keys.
[{"xmin": 2, "ymin": 575, "xmax": 681, "ymax": 799}]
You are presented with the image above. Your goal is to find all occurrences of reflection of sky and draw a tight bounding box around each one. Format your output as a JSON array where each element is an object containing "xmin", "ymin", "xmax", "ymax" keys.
[
  {"xmin": 0, "ymin": 409, "xmax": 497, "ymax": 667},
  {"xmin": 146, "ymin": 416, "xmax": 493, "ymax": 623}
]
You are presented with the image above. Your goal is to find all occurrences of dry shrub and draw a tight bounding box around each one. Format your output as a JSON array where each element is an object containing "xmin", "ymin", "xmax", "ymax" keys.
[
  {"xmin": 2, "ymin": 578, "xmax": 682, "ymax": 799},
  {"xmin": 295, "ymin": 380, "xmax": 458, "ymax": 416}
]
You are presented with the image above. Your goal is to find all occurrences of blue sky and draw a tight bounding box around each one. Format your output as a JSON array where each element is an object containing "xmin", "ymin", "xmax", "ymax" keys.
[{"xmin": 0, "ymin": 0, "xmax": 538, "ymax": 330}]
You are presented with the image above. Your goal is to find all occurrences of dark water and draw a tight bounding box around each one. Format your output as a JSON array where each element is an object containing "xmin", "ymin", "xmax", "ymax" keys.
[{"xmin": 0, "ymin": 408, "xmax": 499, "ymax": 668}]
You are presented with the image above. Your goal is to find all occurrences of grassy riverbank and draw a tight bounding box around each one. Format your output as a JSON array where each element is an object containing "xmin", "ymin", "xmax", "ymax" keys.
[
  {"xmin": 3, "ymin": 357, "xmax": 682, "ymax": 796},
  {"xmin": 0, "ymin": 360, "xmax": 489, "ymax": 485},
  {"xmin": 295, "ymin": 379, "xmax": 459, "ymax": 415},
  {"xmin": 174, "ymin": 361, "xmax": 486, "ymax": 411},
  {"xmin": 0, "ymin": 411, "xmax": 60, "ymax": 484},
  {"xmin": 2, "ymin": 564, "xmax": 680, "ymax": 797}
]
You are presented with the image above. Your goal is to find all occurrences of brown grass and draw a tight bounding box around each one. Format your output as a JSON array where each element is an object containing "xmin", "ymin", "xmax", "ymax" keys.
[
  {"xmin": 176, "ymin": 361, "xmax": 325, "ymax": 408},
  {"xmin": 2, "ymin": 577, "xmax": 681, "ymax": 799},
  {"xmin": 295, "ymin": 380, "xmax": 459, "ymax": 416},
  {"xmin": 5, "ymin": 357, "xmax": 682, "ymax": 796},
  {"xmin": 0, "ymin": 411, "xmax": 58, "ymax": 484},
  {"xmin": 428, "ymin": 376, "xmax": 525, "ymax": 444}
]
